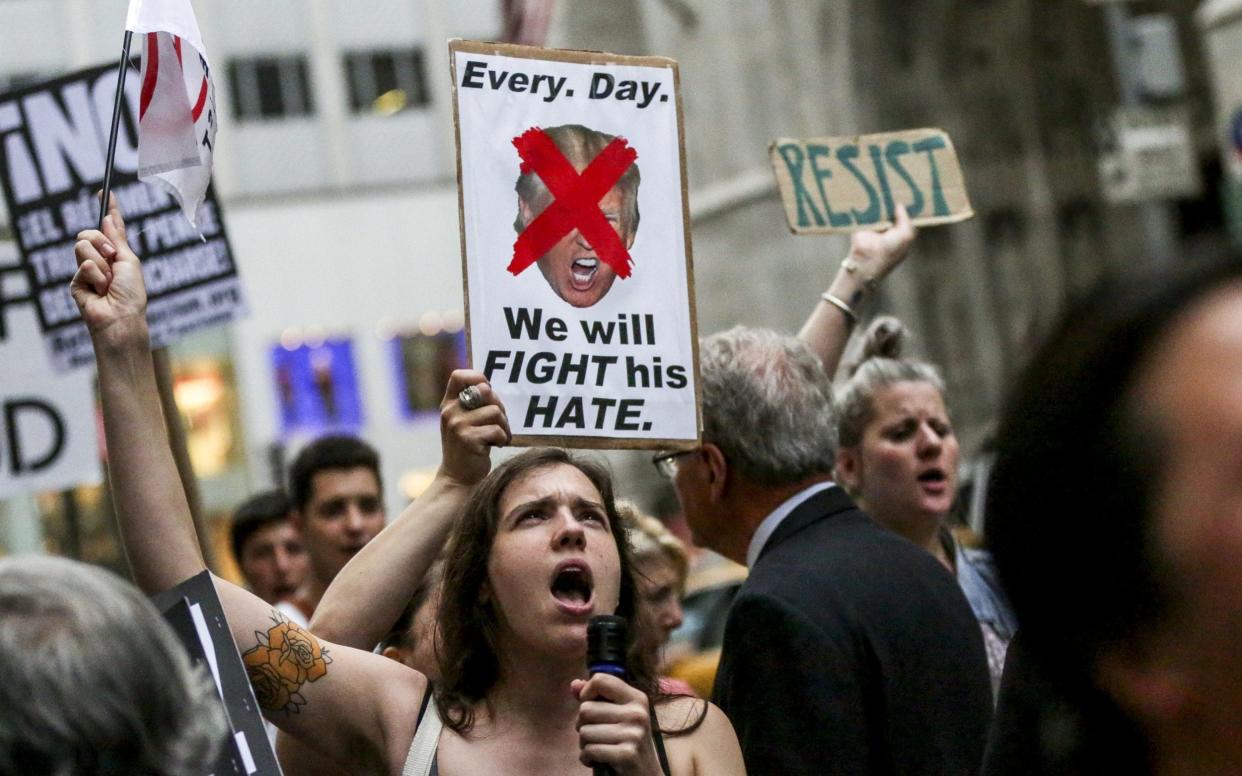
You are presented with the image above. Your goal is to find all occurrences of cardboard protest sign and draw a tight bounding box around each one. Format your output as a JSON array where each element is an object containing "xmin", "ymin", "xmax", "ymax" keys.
[
  {"xmin": 0, "ymin": 62, "xmax": 245, "ymax": 372},
  {"xmin": 450, "ymin": 40, "xmax": 700, "ymax": 449},
  {"xmin": 770, "ymin": 128, "xmax": 973, "ymax": 235},
  {"xmin": 154, "ymin": 571, "xmax": 281, "ymax": 775},
  {"xmin": 0, "ymin": 299, "xmax": 101, "ymax": 499}
]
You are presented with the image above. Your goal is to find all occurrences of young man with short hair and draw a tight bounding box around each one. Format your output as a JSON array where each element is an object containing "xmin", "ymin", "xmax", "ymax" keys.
[
  {"xmin": 282, "ymin": 435, "xmax": 386, "ymax": 625},
  {"xmin": 230, "ymin": 489, "xmax": 307, "ymax": 606}
]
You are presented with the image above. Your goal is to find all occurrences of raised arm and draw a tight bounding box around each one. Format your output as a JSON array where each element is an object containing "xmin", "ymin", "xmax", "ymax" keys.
[
  {"xmin": 310, "ymin": 371, "xmax": 510, "ymax": 649},
  {"xmin": 72, "ymin": 201, "xmax": 202, "ymax": 592},
  {"xmin": 74, "ymin": 201, "xmax": 424, "ymax": 774},
  {"xmin": 797, "ymin": 204, "xmax": 916, "ymax": 377}
]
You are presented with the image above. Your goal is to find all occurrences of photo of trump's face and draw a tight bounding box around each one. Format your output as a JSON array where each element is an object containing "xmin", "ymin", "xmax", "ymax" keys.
[{"xmin": 513, "ymin": 124, "xmax": 641, "ymax": 308}]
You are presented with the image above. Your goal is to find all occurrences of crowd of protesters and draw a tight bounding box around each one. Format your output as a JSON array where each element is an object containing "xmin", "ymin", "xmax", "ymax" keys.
[{"xmin": 4, "ymin": 169, "xmax": 1242, "ymax": 776}]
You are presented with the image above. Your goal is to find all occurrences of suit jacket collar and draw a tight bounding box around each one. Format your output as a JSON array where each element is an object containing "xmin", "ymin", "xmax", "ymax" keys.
[{"xmin": 754, "ymin": 485, "xmax": 857, "ymax": 566}]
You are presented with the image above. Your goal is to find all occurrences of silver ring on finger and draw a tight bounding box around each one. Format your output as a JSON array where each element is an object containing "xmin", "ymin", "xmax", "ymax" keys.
[{"xmin": 458, "ymin": 385, "xmax": 484, "ymax": 412}]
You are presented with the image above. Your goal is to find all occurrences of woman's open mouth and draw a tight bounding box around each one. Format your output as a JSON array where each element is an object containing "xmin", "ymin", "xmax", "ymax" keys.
[
  {"xmin": 917, "ymin": 468, "xmax": 948, "ymax": 495},
  {"xmin": 550, "ymin": 560, "xmax": 594, "ymax": 616}
]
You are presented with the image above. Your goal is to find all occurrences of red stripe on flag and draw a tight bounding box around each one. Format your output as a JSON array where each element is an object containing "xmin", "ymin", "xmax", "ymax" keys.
[
  {"xmin": 191, "ymin": 75, "xmax": 208, "ymax": 122},
  {"xmin": 171, "ymin": 34, "xmax": 209, "ymax": 123},
  {"xmin": 139, "ymin": 32, "xmax": 159, "ymax": 120}
]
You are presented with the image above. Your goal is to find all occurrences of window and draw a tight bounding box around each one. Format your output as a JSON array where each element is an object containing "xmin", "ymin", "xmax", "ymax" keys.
[
  {"xmin": 270, "ymin": 336, "xmax": 364, "ymax": 436},
  {"xmin": 343, "ymin": 49, "xmax": 428, "ymax": 115},
  {"xmin": 227, "ymin": 56, "xmax": 314, "ymax": 120},
  {"xmin": 388, "ymin": 327, "xmax": 465, "ymax": 419}
]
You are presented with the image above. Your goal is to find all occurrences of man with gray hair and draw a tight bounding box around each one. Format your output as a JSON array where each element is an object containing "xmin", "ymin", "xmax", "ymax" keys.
[
  {"xmin": 660, "ymin": 326, "xmax": 991, "ymax": 775},
  {"xmin": 0, "ymin": 555, "xmax": 224, "ymax": 775}
]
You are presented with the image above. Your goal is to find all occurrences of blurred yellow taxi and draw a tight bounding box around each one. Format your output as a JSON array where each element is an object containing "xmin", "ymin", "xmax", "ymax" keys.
[{"xmin": 662, "ymin": 556, "xmax": 747, "ymax": 698}]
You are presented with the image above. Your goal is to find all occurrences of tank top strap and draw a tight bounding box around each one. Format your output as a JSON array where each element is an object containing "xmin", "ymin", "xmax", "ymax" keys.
[
  {"xmin": 650, "ymin": 705, "xmax": 671, "ymax": 776},
  {"xmin": 402, "ymin": 684, "xmax": 442, "ymax": 776}
]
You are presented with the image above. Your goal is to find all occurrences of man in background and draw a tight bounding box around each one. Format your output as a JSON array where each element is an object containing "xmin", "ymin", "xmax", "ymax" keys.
[
  {"xmin": 666, "ymin": 326, "xmax": 991, "ymax": 775},
  {"xmin": 229, "ymin": 489, "xmax": 307, "ymax": 606},
  {"xmin": 282, "ymin": 434, "xmax": 386, "ymax": 625}
]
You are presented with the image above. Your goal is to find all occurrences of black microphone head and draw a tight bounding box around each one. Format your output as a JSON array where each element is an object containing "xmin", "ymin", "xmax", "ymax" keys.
[{"xmin": 587, "ymin": 615, "xmax": 628, "ymax": 673}]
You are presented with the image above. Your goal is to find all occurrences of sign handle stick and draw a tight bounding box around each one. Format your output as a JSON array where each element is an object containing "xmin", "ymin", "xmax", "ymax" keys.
[
  {"xmin": 98, "ymin": 29, "xmax": 134, "ymax": 228},
  {"xmin": 152, "ymin": 346, "xmax": 219, "ymax": 574}
]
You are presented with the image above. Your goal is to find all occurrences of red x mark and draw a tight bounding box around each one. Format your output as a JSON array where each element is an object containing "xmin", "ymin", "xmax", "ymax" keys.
[{"xmin": 508, "ymin": 127, "xmax": 639, "ymax": 279}]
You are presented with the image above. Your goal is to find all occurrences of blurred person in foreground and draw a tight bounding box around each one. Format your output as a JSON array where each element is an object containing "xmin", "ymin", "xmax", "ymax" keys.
[
  {"xmin": 664, "ymin": 317, "xmax": 992, "ymax": 774},
  {"xmin": 986, "ymin": 256, "xmax": 1242, "ymax": 775},
  {"xmin": 0, "ymin": 555, "xmax": 224, "ymax": 775},
  {"xmin": 230, "ymin": 488, "xmax": 308, "ymax": 605},
  {"xmin": 799, "ymin": 205, "xmax": 1016, "ymax": 696}
]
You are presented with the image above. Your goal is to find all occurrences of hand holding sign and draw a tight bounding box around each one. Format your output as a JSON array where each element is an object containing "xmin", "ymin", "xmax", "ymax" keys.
[
  {"xmin": 438, "ymin": 370, "xmax": 512, "ymax": 487},
  {"xmin": 71, "ymin": 196, "xmax": 148, "ymax": 346},
  {"xmin": 841, "ymin": 202, "xmax": 918, "ymax": 295},
  {"xmin": 797, "ymin": 204, "xmax": 919, "ymax": 378}
]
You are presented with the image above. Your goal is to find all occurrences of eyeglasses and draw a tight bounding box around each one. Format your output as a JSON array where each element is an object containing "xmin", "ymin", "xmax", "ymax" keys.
[{"xmin": 652, "ymin": 449, "xmax": 695, "ymax": 479}]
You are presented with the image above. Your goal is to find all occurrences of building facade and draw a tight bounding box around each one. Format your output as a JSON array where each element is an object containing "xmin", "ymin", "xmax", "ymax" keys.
[{"xmin": 0, "ymin": 0, "xmax": 1227, "ymax": 561}]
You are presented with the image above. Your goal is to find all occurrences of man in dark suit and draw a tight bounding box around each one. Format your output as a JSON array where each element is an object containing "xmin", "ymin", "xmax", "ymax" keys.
[{"xmin": 663, "ymin": 326, "xmax": 991, "ymax": 774}]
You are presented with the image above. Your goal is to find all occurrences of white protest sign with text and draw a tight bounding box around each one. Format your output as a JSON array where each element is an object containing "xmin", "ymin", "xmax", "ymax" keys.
[
  {"xmin": 0, "ymin": 307, "xmax": 100, "ymax": 499},
  {"xmin": 770, "ymin": 128, "xmax": 973, "ymax": 235},
  {"xmin": 451, "ymin": 40, "xmax": 699, "ymax": 449}
]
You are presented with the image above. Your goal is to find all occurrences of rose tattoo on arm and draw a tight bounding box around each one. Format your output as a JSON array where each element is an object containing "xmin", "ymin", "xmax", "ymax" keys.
[{"xmin": 242, "ymin": 612, "xmax": 333, "ymax": 715}]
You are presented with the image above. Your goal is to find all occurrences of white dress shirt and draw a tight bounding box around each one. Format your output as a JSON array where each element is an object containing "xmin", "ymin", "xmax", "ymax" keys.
[{"xmin": 745, "ymin": 480, "xmax": 836, "ymax": 568}]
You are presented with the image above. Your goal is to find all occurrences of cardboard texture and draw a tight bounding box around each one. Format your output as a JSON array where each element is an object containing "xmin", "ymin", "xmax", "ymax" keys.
[{"xmin": 770, "ymin": 128, "xmax": 974, "ymax": 235}]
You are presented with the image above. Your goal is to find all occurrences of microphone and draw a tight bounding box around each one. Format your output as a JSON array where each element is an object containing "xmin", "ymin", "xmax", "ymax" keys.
[{"xmin": 586, "ymin": 615, "xmax": 628, "ymax": 776}]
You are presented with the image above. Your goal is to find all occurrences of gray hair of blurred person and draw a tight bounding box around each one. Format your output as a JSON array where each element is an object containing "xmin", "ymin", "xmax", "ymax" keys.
[
  {"xmin": 699, "ymin": 326, "xmax": 838, "ymax": 485},
  {"xmin": 835, "ymin": 317, "xmax": 946, "ymax": 450},
  {"xmin": 513, "ymin": 123, "xmax": 641, "ymax": 235},
  {"xmin": 0, "ymin": 555, "xmax": 224, "ymax": 776}
]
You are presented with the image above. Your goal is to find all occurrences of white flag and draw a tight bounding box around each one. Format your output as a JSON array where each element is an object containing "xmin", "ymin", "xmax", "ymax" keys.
[{"xmin": 126, "ymin": 0, "xmax": 216, "ymax": 226}]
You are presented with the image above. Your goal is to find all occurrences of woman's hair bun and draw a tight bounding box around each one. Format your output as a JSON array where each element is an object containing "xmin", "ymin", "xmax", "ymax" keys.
[{"xmin": 848, "ymin": 316, "xmax": 908, "ymax": 376}]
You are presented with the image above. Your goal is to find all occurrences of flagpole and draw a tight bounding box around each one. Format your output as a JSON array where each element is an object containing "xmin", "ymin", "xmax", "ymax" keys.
[
  {"xmin": 98, "ymin": 30, "xmax": 134, "ymax": 228},
  {"xmin": 98, "ymin": 22, "xmax": 221, "ymax": 574}
]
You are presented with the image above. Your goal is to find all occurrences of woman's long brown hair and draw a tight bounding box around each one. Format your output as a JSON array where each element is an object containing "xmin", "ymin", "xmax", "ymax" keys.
[{"xmin": 434, "ymin": 448, "xmax": 687, "ymax": 733}]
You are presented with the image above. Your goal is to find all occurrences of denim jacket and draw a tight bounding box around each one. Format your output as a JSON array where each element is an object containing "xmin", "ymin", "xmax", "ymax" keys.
[{"xmin": 944, "ymin": 529, "xmax": 1019, "ymax": 641}]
